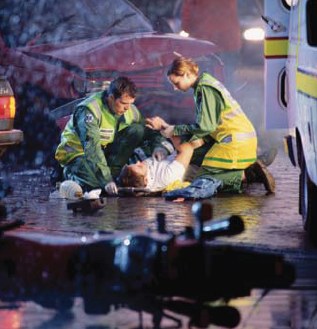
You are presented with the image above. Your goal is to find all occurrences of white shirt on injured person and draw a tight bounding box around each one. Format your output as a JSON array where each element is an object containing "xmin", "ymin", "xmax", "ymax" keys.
[{"xmin": 144, "ymin": 153, "xmax": 186, "ymax": 192}]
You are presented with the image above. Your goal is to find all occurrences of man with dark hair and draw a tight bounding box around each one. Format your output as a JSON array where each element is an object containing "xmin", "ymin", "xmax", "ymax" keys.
[{"xmin": 55, "ymin": 76, "xmax": 173, "ymax": 194}]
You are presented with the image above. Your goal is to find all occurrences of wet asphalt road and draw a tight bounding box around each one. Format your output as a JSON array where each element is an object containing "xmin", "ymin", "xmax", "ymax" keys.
[{"xmin": 0, "ymin": 148, "xmax": 317, "ymax": 329}]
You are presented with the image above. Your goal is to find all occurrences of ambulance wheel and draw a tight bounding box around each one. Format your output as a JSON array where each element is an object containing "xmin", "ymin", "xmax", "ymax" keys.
[{"xmin": 300, "ymin": 153, "xmax": 317, "ymax": 244}]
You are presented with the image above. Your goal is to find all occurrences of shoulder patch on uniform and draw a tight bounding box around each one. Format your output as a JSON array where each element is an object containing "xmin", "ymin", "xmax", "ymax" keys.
[{"xmin": 85, "ymin": 113, "xmax": 94, "ymax": 123}]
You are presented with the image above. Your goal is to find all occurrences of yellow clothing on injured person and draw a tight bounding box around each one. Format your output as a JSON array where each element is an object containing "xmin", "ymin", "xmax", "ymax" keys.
[{"xmin": 163, "ymin": 180, "xmax": 190, "ymax": 192}]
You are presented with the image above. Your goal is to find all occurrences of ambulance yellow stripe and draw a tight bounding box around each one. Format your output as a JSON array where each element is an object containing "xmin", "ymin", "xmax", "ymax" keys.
[
  {"xmin": 264, "ymin": 38, "xmax": 288, "ymax": 58},
  {"xmin": 296, "ymin": 70, "xmax": 317, "ymax": 99}
]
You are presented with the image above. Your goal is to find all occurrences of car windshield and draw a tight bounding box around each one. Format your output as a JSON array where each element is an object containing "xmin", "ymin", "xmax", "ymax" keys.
[{"xmin": 0, "ymin": 0, "xmax": 154, "ymax": 47}]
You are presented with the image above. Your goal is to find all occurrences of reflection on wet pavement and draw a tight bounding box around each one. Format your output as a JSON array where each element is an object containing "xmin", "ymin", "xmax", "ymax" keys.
[
  {"xmin": 1, "ymin": 289, "xmax": 317, "ymax": 329},
  {"xmin": 0, "ymin": 151, "xmax": 316, "ymax": 328}
]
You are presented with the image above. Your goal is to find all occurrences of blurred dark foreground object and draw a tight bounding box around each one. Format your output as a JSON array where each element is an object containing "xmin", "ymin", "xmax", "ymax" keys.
[
  {"xmin": 0, "ymin": 219, "xmax": 24, "ymax": 234},
  {"xmin": 0, "ymin": 178, "xmax": 14, "ymax": 218},
  {"xmin": 67, "ymin": 198, "xmax": 105, "ymax": 213},
  {"xmin": 0, "ymin": 201, "xmax": 295, "ymax": 328},
  {"xmin": 0, "ymin": 178, "xmax": 13, "ymax": 200}
]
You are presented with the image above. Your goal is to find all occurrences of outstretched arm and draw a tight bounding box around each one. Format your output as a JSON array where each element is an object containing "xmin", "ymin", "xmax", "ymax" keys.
[{"xmin": 171, "ymin": 136, "xmax": 204, "ymax": 169}]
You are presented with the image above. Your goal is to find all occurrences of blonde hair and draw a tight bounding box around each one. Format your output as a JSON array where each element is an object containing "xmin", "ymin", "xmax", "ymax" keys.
[
  {"xmin": 118, "ymin": 165, "xmax": 147, "ymax": 188},
  {"xmin": 167, "ymin": 57, "xmax": 199, "ymax": 77}
]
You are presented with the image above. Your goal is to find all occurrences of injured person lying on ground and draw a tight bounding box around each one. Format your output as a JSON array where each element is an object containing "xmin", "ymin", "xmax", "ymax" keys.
[
  {"xmin": 107, "ymin": 132, "xmax": 275, "ymax": 200},
  {"xmin": 55, "ymin": 153, "xmax": 275, "ymax": 200},
  {"xmin": 55, "ymin": 139, "xmax": 276, "ymax": 200},
  {"xmin": 112, "ymin": 137, "xmax": 205, "ymax": 196},
  {"xmin": 114, "ymin": 161, "xmax": 275, "ymax": 200}
]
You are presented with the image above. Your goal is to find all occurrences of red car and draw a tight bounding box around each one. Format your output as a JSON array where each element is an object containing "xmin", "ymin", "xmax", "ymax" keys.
[{"xmin": 0, "ymin": 0, "xmax": 223, "ymax": 165}]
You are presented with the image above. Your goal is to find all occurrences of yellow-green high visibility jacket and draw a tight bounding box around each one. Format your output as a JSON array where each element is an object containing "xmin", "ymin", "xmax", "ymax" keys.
[
  {"xmin": 55, "ymin": 91, "xmax": 142, "ymax": 166},
  {"xmin": 173, "ymin": 73, "xmax": 257, "ymax": 169}
]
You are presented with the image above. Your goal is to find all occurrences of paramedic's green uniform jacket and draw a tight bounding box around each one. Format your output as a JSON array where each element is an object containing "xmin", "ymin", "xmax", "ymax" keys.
[
  {"xmin": 55, "ymin": 91, "xmax": 167, "ymax": 189},
  {"xmin": 171, "ymin": 72, "xmax": 257, "ymax": 194},
  {"xmin": 173, "ymin": 72, "xmax": 257, "ymax": 170}
]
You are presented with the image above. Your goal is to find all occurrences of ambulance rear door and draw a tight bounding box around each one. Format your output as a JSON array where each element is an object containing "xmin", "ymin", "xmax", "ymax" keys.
[{"xmin": 263, "ymin": 0, "xmax": 290, "ymax": 129}]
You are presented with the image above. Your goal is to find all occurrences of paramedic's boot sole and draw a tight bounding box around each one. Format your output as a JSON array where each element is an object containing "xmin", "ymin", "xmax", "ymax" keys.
[{"xmin": 245, "ymin": 160, "xmax": 276, "ymax": 194}]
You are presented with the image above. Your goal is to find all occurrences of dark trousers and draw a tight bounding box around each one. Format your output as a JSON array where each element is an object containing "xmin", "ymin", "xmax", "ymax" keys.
[{"xmin": 104, "ymin": 123, "xmax": 145, "ymax": 178}]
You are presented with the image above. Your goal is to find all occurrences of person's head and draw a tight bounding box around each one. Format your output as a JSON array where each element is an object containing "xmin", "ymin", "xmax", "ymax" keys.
[
  {"xmin": 167, "ymin": 57, "xmax": 199, "ymax": 92},
  {"xmin": 105, "ymin": 76, "xmax": 137, "ymax": 116},
  {"xmin": 118, "ymin": 162, "xmax": 148, "ymax": 187}
]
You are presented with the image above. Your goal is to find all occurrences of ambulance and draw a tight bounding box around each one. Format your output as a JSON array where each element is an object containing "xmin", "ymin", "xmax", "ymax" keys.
[{"xmin": 264, "ymin": 0, "xmax": 317, "ymax": 242}]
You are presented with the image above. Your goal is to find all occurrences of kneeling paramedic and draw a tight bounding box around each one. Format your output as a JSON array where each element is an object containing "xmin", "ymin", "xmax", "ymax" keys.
[{"xmin": 55, "ymin": 76, "xmax": 173, "ymax": 194}]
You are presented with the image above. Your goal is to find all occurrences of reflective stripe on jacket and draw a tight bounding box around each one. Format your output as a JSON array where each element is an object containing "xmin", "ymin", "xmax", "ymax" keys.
[
  {"xmin": 55, "ymin": 91, "xmax": 142, "ymax": 166},
  {"xmin": 197, "ymin": 73, "xmax": 257, "ymax": 169}
]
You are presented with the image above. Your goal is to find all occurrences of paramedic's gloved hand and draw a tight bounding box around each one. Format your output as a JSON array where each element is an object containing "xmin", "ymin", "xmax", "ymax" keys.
[
  {"xmin": 105, "ymin": 181, "xmax": 118, "ymax": 195},
  {"xmin": 146, "ymin": 116, "xmax": 174, "ymax": 138},
  {"xmin": 145, "ymin": 116, "xmax": 169, "ymax": 130},
  {"xmin": 152, "ymin": 147, "xmax": 168, "ymax": 161}
]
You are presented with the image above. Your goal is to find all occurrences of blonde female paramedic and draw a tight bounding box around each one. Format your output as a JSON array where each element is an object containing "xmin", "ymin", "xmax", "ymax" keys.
[{"xmin": 146, "ymin": 57, "xmax": 275, "ymax": 200}]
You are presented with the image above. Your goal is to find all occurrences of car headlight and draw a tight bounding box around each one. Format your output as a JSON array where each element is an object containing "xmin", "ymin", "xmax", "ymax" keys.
[{"xmin": 243, "ymin": 27, "xmax": 265, "ymax": 41}]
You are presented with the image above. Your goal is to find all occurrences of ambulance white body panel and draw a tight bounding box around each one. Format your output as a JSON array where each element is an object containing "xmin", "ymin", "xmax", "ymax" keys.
[{"xmin": 264, "ymin": 0, "xmax": 317, "ymax": 242}]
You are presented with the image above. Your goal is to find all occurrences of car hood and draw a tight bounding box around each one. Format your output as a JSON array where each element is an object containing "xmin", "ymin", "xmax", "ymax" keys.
[{"xmin": 19, "ymin": 32, "xmax": 220, "ymax": 73}]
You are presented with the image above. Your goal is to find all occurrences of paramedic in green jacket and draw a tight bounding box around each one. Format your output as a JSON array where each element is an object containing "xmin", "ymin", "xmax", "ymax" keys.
[
  {"xmin": 146, "ymin": 57, "xmax": 275, "ymax": 200},
  {"xmin": 55, "ymin": 76, "xmax": 173, "ymax": 194}
]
